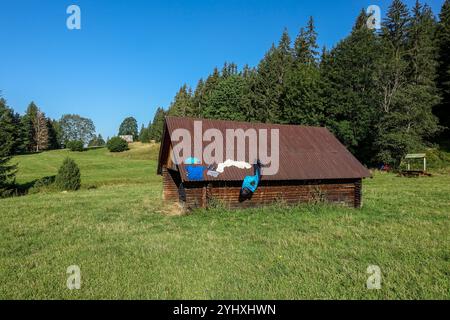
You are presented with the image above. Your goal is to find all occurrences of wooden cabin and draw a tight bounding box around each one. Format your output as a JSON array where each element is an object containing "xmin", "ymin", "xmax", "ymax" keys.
[{"xmin": 157, "ymin": 117, "xmax": 371, "ymax": 210}]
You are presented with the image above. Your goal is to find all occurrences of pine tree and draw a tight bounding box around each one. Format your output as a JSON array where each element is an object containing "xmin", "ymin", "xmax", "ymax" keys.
[
  {"xmin": 321, "ymin": 10, "xmax": 382, "ymax": 163},
  {"xmin": 22, "ymin": 102, "xmax": 38, "ymax": 152},
  {"xmin": 294, "ymin": 17, "xmax": 319, "ymax": 66},
  {"xmin": 408, "ymin": 1, "xmax": 438, "ymax": 85},
  {"xmin": 435, "ymin": 0, "xmax": 450, "ymax": 139},
  {"xmin": 198, "ymin": 68, "xmax": 221, "ymax": 118},
  {"xmin": 192, "ymin": 78, "xmax": 205, "ymax": 117},
  {"xmin": 373, "ymin": 0, "xmax": 411, "ymax": 165},
  {"xmin": 377, "ymin": 0, "xmax": 410, "ymax": 115},
  {"xmin": 167, "ymin": 84, "xmax": 194, "ymax": 117},
  {"xmin": 139, "ymin": 124, "xmax": 150, "ymax": 143},
  {"xmin": 0, "ymin": 98, "xmax": 18, "ymax": 194},
  {"xmin": 374, "ymin": 0, "xmax": 438, "ymax": 166},
  {"xmin": 47, "ymin": 118, "xmax": 62, "ymax": 150},
  {"xmin": 88, "ymin": 134, "xmax": 106, "ymax": 147},
  {"xmin": 403, "ymin": 1, "xmax": 440, "ymax": 141},
  {"xmin": 282, "ymin": 18, "xmax": 322, "ymax": 126},
  {"xmin": 384, "ymin": 0, "xmax": 411, "ymax": 53},
  {"xmin": 253, "ymin": 30, "xmax": 293, "ymax": 123},
  {"xmin": 97, "ymin": 134, "xmax": 106, "ymax": 146},
  {"xmin": 55, "ymin": 158, "xmax": 81, "ymax": 191},
  {"xmin": 149, "ymin": 107, "xmax": 166, "ymax": 142},
  {"xmin": 277, "ymin": 28, "xmax": 294, "ymax": 67},
  {"xmin": 221, "ymin": 62, "xmax": 238, "ymax": 78},
  {"xmin": 240, "ymin": 64, "xmax": 258, "ymax": 122},
  {"xmin": 203, "ymin": 74, "xmax": 247, "ymax": 121}
]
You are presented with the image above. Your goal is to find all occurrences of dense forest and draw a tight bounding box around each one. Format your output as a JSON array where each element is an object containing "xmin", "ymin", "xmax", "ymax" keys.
[{"xmin": 144, "ymin": 0, "xmax": 450, "ymax": 167}]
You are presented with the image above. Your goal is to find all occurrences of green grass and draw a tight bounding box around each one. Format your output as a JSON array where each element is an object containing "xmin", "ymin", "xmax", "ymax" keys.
[
  {"xmin": 0, "ymin": 144, "xmax": 449, "ymax": 299},
  {"xmin": 11, "ymin": 142, "xmax": 159, "ymax": 188}
]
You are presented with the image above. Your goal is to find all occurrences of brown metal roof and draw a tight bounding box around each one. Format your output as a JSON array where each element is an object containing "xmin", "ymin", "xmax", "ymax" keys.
[{"xmin": 158, "ymin": 116, "xmax": 371, "ymax": 182}]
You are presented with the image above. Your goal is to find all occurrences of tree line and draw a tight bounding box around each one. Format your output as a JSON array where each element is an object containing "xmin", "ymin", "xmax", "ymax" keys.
[
  {"xmin": 0, "ymin": 99, "xmax": 103, "ymax": 194},
  {"xmin": 0, "ymin": 100, "xmax": 103, "ymax": 153},
  {"xmin": 151, "ymin": 0, "xmax": 450, "ymax": 167}
]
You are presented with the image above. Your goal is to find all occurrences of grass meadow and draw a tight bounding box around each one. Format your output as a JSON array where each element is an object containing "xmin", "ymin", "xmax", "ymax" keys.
[{"xmin": 0, "ymin": 143, "xmax": 449, "ymax": 299}]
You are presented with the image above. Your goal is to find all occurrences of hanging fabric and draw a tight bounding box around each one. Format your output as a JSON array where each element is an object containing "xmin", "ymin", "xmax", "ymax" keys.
[
  {"xmin": 185, "ymin": 165, "xmax": 206, "ymax": 181},
  {"xmin": 240, "ymin": 160, "xmax": 261, "ymax": 199},
  {"xmin": 216, "ymin": 159, "xmax": 252, "ymax": 173}
]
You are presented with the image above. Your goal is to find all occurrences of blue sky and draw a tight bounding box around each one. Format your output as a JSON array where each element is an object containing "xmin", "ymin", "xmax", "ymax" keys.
[{"xmin": 0, "ymin": 0, "xmax": 445, "ymax": 138}]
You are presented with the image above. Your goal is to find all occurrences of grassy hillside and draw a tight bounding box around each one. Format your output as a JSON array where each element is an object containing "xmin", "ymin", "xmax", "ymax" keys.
[
  {"xmin": 12, "ymin": 142, "xmax": 160, "ymax": 188},
  {"xmin": 0, "ymin": 144, "xmax": 449, "ymax": 299}
]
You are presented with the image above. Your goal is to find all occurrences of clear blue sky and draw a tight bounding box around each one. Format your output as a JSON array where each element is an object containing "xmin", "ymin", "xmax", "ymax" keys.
[{"xmin": 0, "ymin": 0, "xmax": 444, "ymax": 138}]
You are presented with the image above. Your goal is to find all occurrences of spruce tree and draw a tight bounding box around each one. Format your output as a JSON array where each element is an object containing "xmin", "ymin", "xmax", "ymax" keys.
[
  {"xmin": 22, "ymin": 102, "xmax": 38, "ymax": 152},
  {"xmin": 47, "ymin": 118, "xmax": 62, "ymax": 150},
  {"xmin": 149, "ymin": 107, "xmax": 166, "ymax": 142},
  {"xmin": 320, "ymin": 10, "xmax": 382, "ymax": 163},
  {"xmin": 435, "ymin": 0, "xmax": 450, "ymax": 139},
  {"xmin": 221, "ymin": 62, "xmax": 238, "ymax": 78},
  {"xmin": 283, "ymin": 18, "xmax": 322, "ymax": 126},
  {"xmin": 404, "ymin": 1, "xmax": 440, "ymax": 142},
  {"xmin": 198, "ymin": 68, "xmax": 220, "ymax": 118},
  {"xmin": 240, "ymin": 64, "xmax": 258, "ymax": 122},
  {"xmin": 373, "ymin": 0, "xmax": 439, "ymax": 166},
  {"xmin": 294, "ymin": 17, "xmax": 319, "ymax": 66},
  {"xmin": 167, "ymin": 84, "xmax": 194, "ymax": 117},
  {"xmin": 203, "ymin": 74, "xmax": 247, "ymax": 121},
  {"xmin": 55, "ymin": 158, "xmax": 81, "ymax": 191},
  {"xmin": 97, "ymin": 134, "xmax": 106, "ymax": 146},
  {"xmin": 192, "ymin": 78, "xmax": 205, "ymax": 117},
  {"xmin": 139, "ymin": 124, "xmax": 150, "ymax": 143},
  {"xmin": 253, "ymin": 30, "xmax": 293, "ymax": 123},
  {"xmin": 0, "ymin": 98, "xmax": 18, "ymax": 194}
]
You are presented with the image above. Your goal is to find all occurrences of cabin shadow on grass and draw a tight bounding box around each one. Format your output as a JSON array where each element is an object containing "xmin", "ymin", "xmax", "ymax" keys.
[{"xmin": 13, "ymin": 175, "xmax": 56, "ymax": 196}]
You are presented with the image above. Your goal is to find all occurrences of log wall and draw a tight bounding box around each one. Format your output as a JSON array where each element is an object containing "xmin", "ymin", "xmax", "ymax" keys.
[
  {"xmin": 162, "ymin": 167, "xmax": 181, "ymax": 202},
  {"xmin": 175, "ymin": 179, "xmax": 362, "ymax": 210}
]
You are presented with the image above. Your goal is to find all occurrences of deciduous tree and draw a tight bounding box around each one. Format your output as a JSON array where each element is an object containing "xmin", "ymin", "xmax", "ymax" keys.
[{"xmin": 118, "ymin": 117, "xmax": 138, "ymax": 140}]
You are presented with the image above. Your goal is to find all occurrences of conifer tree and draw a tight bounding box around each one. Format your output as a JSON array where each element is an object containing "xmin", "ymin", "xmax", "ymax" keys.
[
  {"xmin": 294, "ymin": 17, "xmax": 319, "ymax": 66},
  {"xmin": 47, "ymin": 118, "xmax": 62, "ymax": 150},
  {"xmin": 283, "ymin": 18, "xmax": 322, "ymax": 126},
  {"xmin": 149, "ymin": 107, "xmax": 166, "ymax": 142},
  {"xmin": 203, "ymin": 74, "xmax": 247, "ymax": 121},
  {"xmin": 167, "ymin": 84, "xmax": 194, "ymax": 117},
  {"xmin": 321, "ymin": 10, "xmax": 382, "ymax": 162},
  {"xmin": 22, "ymin": 102, "xmax": 38, "ymax": 152},
  {"xmin": 375, "ymin": 0, "xmax": 439, "ymax": 166},
  {"xmin": 0, "ymin": 98, "xmax": 17, "ymax": 194},
  {"xmin": 253, "ymin": 29, "xmax": 293, "ymax": 123},
  {"xmin": 198, "ymin": 68, "xmax": 221, "ymax": 118},
  {"xmin": 139, "ymin": 124, "xmax": 150, "ymax": 143},
  {"xmin": 435, "ymin": 0, "xmax": 450, "ymax": 139},
  {"xmin": 192, "ymin": 78, "xmax": 205, "ymax": 117}
]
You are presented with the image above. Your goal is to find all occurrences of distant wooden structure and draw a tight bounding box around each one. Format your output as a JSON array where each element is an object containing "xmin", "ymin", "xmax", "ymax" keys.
[
  {"xmin": 400, "ymin": 153, "xmax": 431, "ymax": 177},
  {"xmin": 119, "ymin": 135, "xmax": 133, "ymax": 143}
]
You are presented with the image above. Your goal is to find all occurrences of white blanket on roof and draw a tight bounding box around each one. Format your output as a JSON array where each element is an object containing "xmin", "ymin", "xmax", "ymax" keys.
[{"xmin": 216, "ymin": 159, "xmax": 252, "ymax": 173}]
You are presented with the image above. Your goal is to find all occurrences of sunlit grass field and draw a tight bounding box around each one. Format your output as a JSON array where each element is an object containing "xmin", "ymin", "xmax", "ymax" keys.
[{"xmin": 0, "ymin": 143, "xmax": 449, "ymax": 299}]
